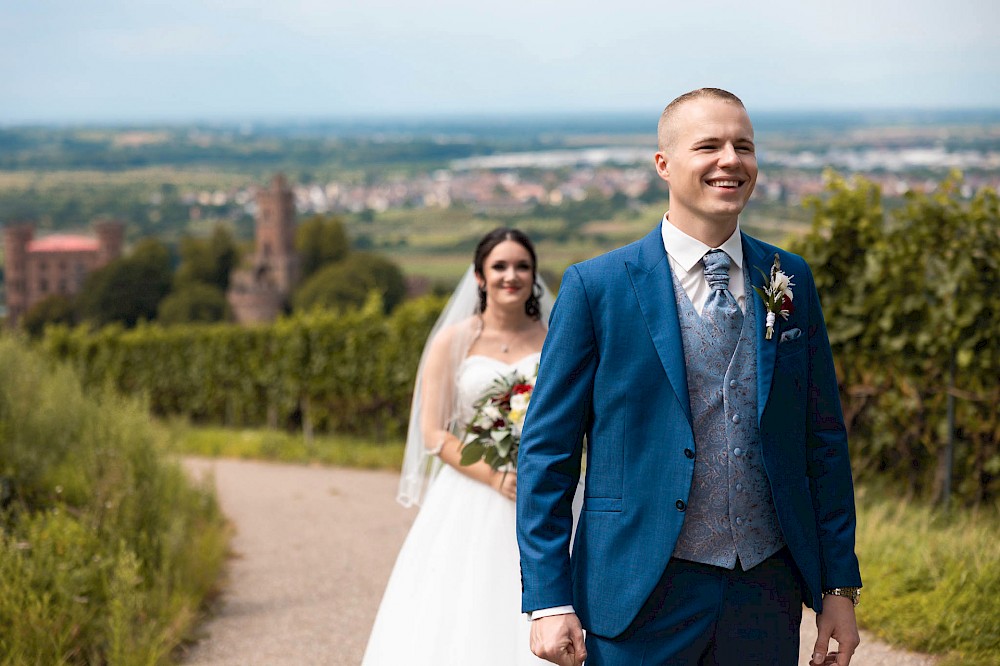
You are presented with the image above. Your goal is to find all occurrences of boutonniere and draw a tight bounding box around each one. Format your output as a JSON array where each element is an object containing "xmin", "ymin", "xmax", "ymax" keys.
[{"xmin": 753, "ymin": 253, "xmax": 795, "ymax": 340}]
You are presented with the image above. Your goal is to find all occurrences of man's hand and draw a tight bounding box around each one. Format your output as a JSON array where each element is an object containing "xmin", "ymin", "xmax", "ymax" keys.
[
  {"xmin": 530, "ymin": 613, "xmax": 586, "ymax": 666},
  {"xmin": 811, "ymin": 595, "xmax": 861, "ymax": 665}
]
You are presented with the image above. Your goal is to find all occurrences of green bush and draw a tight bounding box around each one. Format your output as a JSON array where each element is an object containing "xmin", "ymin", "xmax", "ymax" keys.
[
  {"xmin": 40, "ymin": 293, "xmax": 446, "ymax": 439},
  {"xmin": 157, "ymin": 282, "xmax": 231, "ymax": 325},
  {"xmin": 21, "ymin": 294, "xmax": 77, "ymax": 338},
  {"xmin": 791, "ymin": 173, "xmax": 999, "ymax": 504},
  {"xmin": 0, "ymin": 337, "xmax": 228, "ymax": 665}
]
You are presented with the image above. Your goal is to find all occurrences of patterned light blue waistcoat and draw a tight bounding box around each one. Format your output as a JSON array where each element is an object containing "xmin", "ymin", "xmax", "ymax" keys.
[{"xmin": 670, "ymin": 266, "xmax": 785, "ymax": 570}]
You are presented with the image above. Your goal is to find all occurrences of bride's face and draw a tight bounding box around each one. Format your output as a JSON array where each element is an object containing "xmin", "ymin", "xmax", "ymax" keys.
[{"xmin": 478, "ymin": 240, "xmax": 535, "ymax": 311}]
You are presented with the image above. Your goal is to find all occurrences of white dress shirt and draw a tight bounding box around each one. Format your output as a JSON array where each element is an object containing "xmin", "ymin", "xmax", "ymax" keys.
[
  {"xmin": 530, "ymin": 214, "xmax": 747, "ymax": 623},
  {"xmin": 660, "ymin": 213, "xmax": 746, "ymax": 315}
]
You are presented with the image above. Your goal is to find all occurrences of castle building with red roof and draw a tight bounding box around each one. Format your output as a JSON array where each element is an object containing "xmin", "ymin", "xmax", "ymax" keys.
[{"xmin": 3, "ymin": 220, "xmax": 124, "ymax": 326}]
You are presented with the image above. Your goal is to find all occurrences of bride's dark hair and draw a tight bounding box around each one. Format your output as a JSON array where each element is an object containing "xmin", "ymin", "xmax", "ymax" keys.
[{"xmin": 473, "ymin": 227, "xmax": 541, "ymax": 320}]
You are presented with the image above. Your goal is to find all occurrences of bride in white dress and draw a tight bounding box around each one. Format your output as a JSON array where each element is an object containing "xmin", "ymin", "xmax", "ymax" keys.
[{"xmin": 363, "ymin": 229, "xmax": 555, "ymax": 665}]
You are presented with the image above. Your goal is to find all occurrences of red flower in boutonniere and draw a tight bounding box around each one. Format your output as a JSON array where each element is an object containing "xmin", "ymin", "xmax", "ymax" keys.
[{"xmin": 753, "ymin": 253, "xmax": 795, "ymax": 340}]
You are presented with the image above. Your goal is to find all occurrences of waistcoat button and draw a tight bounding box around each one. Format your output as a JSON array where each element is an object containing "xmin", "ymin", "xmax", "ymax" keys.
[
  {"xmin": 684, "ymin": 448, "xmax": 694, "ymax": 459},
  {"xmin": 675, "ymin": 500, "xmax": 686, "ymax": 511}
]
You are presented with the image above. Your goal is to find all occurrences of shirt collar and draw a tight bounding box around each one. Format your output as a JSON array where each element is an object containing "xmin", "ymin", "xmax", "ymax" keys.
[{"xmin": 660, "ymin": 212, "xmax": 744, "ymax": 274}]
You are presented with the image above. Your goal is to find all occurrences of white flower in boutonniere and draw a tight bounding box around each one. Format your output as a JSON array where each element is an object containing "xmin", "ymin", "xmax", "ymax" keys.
[{"xmin": 753, "ymin": 253, "xmax": 795, "ymax": 340}]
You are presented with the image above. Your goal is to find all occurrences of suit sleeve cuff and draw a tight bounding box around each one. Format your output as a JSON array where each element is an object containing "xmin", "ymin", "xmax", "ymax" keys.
[{"xmin": 528, "ymin": 605, "xmax": 576, "ymax": 621}]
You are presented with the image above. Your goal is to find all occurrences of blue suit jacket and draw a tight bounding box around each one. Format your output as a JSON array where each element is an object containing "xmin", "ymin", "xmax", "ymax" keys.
[{"xmin": 516, "ymin": 223, "xmax": 862, "ymax": 638}]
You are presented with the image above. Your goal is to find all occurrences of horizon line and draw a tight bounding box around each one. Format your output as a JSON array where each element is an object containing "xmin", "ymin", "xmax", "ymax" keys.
[{"xmin": 4, "ymin": 106, "xmax": 1000, "ymax": 129}]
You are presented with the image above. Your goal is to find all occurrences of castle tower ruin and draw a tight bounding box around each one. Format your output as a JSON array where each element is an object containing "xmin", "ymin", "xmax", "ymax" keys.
[
  {"xmin": 94, "ymin": 219, "xmax": 125, "ymax": 268},
  {"xmin": 227, "ymin": 174, "xmax": 302, "ymax": 324}
]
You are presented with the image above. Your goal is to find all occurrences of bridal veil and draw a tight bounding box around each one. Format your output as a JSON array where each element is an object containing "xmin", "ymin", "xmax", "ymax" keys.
[{"xmin": 396, "ymin": 264, "xmax": 554, "ymax": 507}]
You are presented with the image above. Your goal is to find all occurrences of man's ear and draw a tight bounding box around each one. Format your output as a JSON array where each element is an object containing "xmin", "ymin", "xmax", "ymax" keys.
[{"xmin": 654, "ymin": 151, "xmax": 670, "ymax": 182}]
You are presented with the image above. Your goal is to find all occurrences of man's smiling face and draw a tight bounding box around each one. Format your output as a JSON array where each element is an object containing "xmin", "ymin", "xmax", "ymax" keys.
[{"xmin": 655, "ymin": 97, "xmax": 758, "ymax": 231}]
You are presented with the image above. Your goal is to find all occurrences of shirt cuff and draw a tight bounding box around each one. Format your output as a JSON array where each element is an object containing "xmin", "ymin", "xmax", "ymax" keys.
[{"xmin": 528, "ymin": 605, "xmax": 576, "ymax": 620}]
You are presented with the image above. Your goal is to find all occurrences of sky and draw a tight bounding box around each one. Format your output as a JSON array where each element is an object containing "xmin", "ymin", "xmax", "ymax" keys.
[{"xmin": 3, "ymin": 0, "xmax": 999, "ymax": 123}]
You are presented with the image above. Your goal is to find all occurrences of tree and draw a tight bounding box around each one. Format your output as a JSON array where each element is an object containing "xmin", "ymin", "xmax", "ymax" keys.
[
  {"xmin": 157, "ymin": 282, "xmax": 230, "ymax": 325},
  {"xmin": 293, "ymin": 252, "xmax": 406, "ymax": 314},
  {"xmin": 77, "ymin": 238, "xmax": 172, "ymax": 327},
  {"xmin": 295, "ymin": 215, "xmax": 350, "ymax": 280},
  {"xmin": 21, "ymin": 294, "xmax": 75, "ymax": 337},
  {"xmin": 174, "ymin": 224, "xmax": 240, "ymax": 290}
]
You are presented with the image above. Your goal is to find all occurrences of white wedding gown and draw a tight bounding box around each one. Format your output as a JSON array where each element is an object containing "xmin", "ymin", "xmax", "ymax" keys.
[{"xmin": 362, "ymin": 353, "xmax": 551, "ymax": 665}]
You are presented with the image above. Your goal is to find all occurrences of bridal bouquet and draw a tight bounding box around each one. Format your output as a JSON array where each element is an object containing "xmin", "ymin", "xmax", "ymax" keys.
[{"xmin": 459, "ymin": 370, "xmax": 536, "ymax": 471}]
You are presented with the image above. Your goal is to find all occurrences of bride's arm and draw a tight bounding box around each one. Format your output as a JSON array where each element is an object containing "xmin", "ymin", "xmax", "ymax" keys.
[
  {"xmin": 437, "ymin": 433, "xmax": 516, "ymax": 500},
  {"xmin": 418, "ymin": 329, "xmax": 516, "ymax": 499}
]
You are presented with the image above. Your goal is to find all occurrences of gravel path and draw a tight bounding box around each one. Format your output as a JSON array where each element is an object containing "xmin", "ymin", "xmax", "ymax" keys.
[{"xmin": 180, "ymin": 457, "xmax": 938, "ymax": 666}]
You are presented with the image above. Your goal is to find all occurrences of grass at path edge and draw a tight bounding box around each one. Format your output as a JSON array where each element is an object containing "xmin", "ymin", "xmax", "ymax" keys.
[
  {"xmin": 852, "ymin": 485, "xmax": 999, "ymax": 666},
  {"xmin": 166, "ymin": 422, "xmax": 404, "ymax": 470}
]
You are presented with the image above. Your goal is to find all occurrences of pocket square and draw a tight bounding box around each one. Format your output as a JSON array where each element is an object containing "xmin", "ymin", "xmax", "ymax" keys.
[{"xmin": 779, "ymin": 327, "xmax": 802, "ymax": 343}]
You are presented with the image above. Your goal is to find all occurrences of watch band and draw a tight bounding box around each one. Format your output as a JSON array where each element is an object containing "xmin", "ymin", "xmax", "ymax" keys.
[{"xmin": 823, "ymin": 586, "xmax": 861, "ymax": 607}]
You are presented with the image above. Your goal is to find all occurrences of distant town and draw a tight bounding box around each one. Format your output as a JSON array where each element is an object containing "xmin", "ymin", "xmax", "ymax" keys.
[
  {"xmin": 2, "ymin": 111, "xmax": 1000, "ymax": 330},
  {"xmin": 178, "ymin": 141, "xmax": 1000, "ymax": 222},
  {"xmin": 2, "ymin": 111, "xmax": 999, "ymax": 297}
]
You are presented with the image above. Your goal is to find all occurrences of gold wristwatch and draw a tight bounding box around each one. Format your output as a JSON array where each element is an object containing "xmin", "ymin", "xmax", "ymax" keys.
[{"xmin": 823, "ymin": 587, "xmax": 861, "ymax": 607}]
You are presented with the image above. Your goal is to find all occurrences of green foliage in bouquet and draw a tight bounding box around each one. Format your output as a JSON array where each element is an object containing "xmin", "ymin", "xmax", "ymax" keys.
[
  {"xmin": 0, "ymin": 337, "xmax": 228, "ymax": 665},
  {"xmin": 460, "ymin": 371, "xmax": 535, "ymax": 471}
]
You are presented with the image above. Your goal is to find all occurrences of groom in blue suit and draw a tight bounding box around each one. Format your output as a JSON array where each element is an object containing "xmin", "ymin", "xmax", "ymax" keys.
[{"xmin": 516, "ymin": 88, "xmax": 862, "ymax": 666}]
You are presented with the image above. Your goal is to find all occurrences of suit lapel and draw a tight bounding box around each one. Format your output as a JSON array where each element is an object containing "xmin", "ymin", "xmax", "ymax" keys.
[
  {"xmin": 626, "ymin": 225, "xmax": 692, "ymax": 425},
  {"xmin": 743, "ymin": 234, "xmax": 779, "ymax": 424}
]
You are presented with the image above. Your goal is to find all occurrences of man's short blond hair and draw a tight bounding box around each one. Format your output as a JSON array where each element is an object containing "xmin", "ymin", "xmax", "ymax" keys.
[{"xmin": 657, "ymin": 88, "xmax": 746, "ymax": 152}]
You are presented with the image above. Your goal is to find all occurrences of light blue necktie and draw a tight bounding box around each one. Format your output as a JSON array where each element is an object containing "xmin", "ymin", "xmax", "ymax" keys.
[{"xmin": 702, "ymin": 249, "xmax": 743, "ymax": 358}]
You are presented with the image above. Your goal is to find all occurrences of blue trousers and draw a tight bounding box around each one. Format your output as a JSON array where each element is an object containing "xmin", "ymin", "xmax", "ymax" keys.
[{"xmin": 585, "ymin": 548, "xmax": 803, "ymax": 665}]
